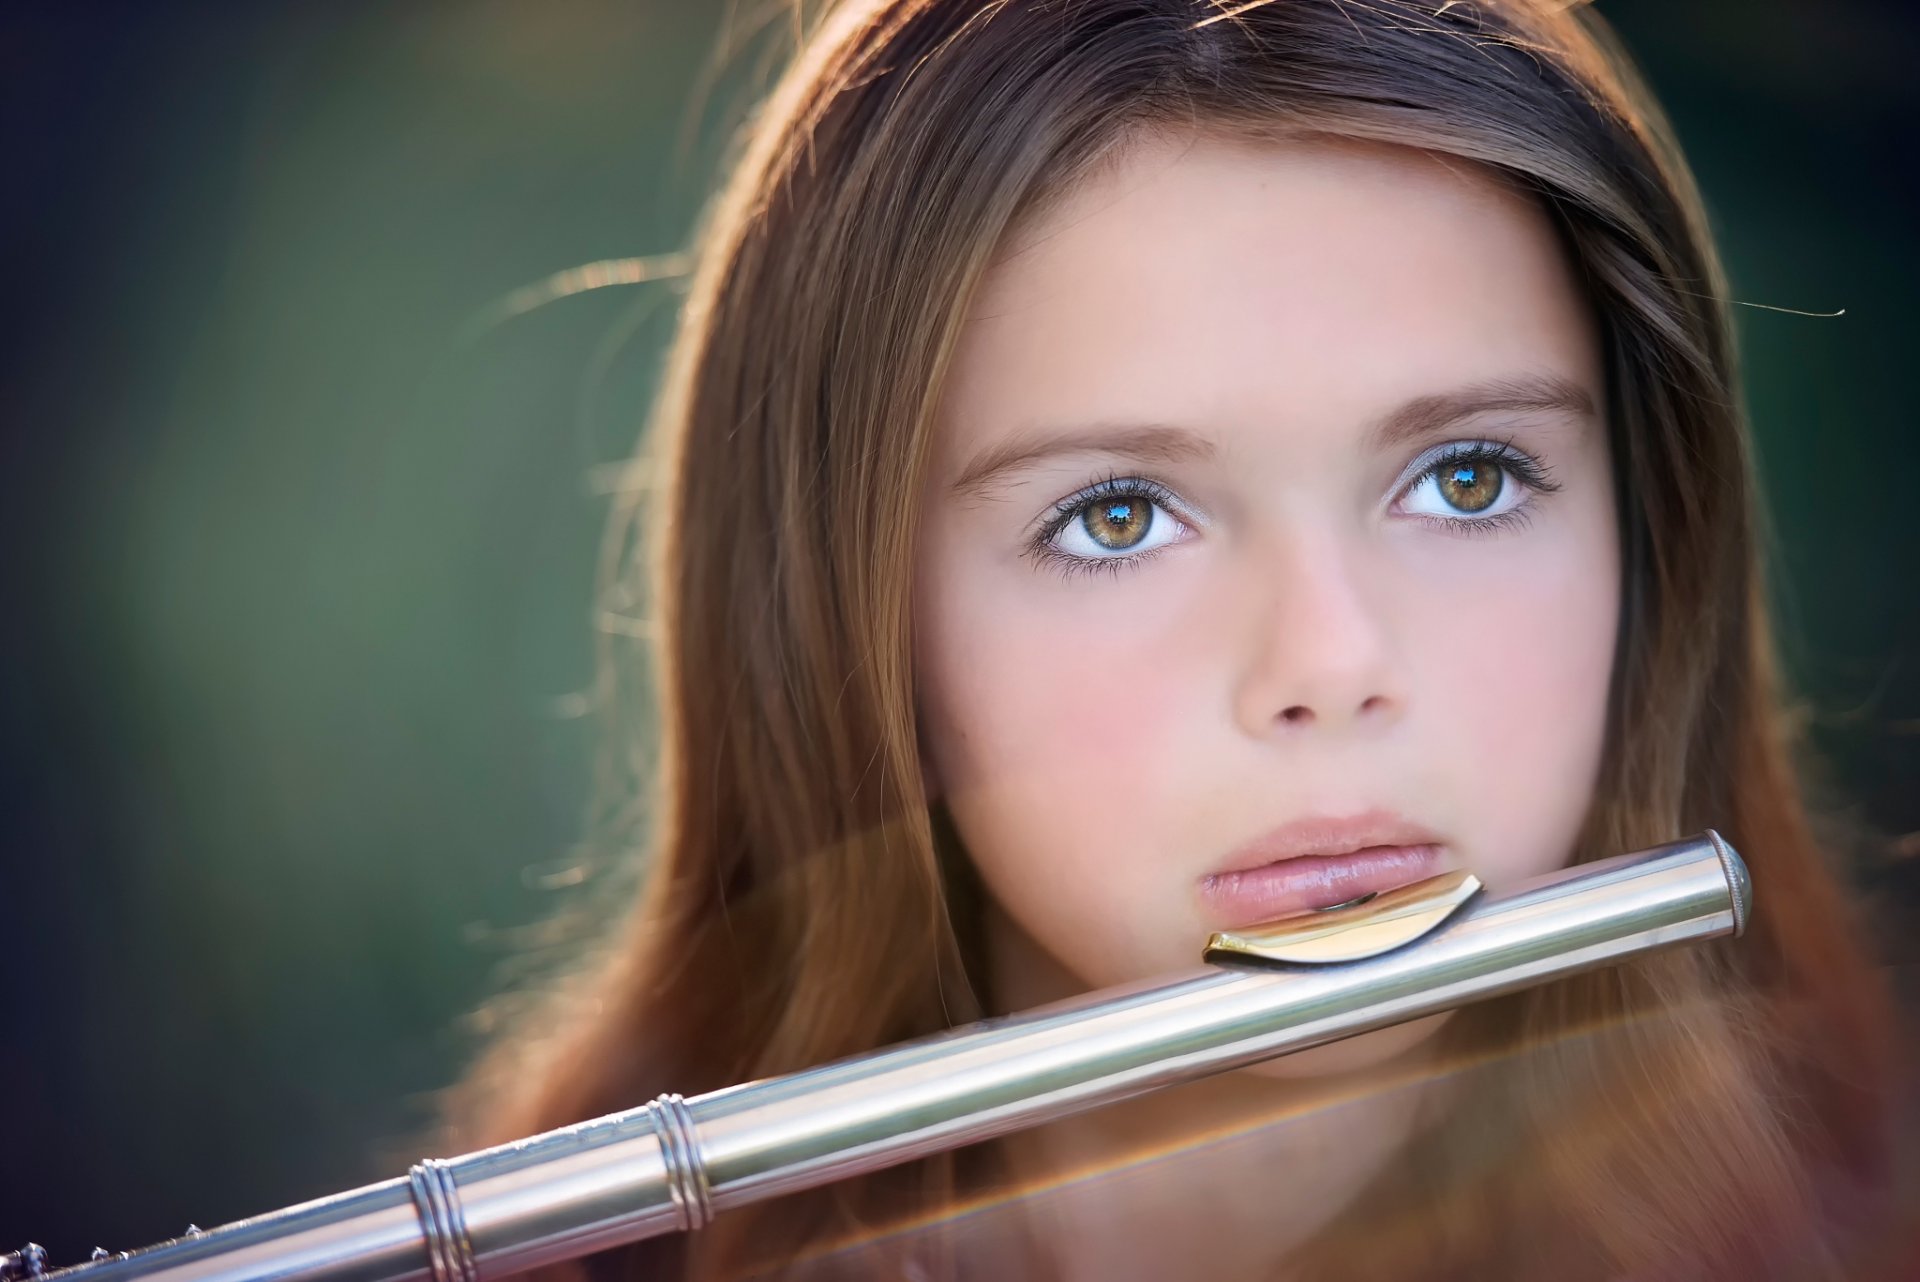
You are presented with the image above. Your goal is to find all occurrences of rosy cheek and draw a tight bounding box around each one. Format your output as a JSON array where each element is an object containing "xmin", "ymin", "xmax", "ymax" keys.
[
  {"xmin": 1404, "ymin": 528, "xmax": 1617, "ymax": 881},
  {"xmin": 921, "ymin": 571, "xmax": 1201, "ymax": 937},
  {"xmin": 1048, "ymin": 672, "xmax": 1176, "ymax": 820},
  {"xmin": 959, "ymin": 594, "xmax": 1189, "ymax": 806}
]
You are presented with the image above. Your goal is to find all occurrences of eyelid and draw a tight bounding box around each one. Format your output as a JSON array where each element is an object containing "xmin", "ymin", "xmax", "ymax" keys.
[
  {"xmin": 1388, "ymin": 437, "xmax": 1558, "ymax": 503},
  {"xmin": 1023, "ymin": 473, "xmax": 1202, "ymax": 579},
  {"xmin": 1031, "ymin": 473, "xmax": 1204, "ymax": 542}
]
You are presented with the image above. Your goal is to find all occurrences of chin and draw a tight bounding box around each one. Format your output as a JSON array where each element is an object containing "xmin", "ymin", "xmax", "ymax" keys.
[{"xmin": 1236, "ymin": 1011, "xmax": 1455, "ymax": 1080}]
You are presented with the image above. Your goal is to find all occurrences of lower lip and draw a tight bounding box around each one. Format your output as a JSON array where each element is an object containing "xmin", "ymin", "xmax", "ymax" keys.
[{"xmin": 1197, "ymin": 844, "xmax": 1447, "ymax": 930}]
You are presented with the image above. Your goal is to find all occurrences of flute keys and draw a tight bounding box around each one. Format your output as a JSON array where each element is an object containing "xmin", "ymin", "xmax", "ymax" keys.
[{"xmin": 0, "ymin": 1243, "xmax": 47, "ymax": 1280}]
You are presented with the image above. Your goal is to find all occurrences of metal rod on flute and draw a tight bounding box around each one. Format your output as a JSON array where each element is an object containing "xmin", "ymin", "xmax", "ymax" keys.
[{"xmin": 10, "ymin": 831, "xmax": 1751, "ymax": 1282}]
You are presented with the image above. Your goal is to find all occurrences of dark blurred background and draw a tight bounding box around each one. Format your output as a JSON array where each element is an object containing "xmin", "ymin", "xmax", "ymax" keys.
[{"xmin": 3, "ymin": 0, "xmax": 1916, "ymax": 1264}]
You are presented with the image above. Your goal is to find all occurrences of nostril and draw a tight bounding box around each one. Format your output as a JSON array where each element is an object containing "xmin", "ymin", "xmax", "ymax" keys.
[{"xmin": 1281, "ymin": 705, "xmax": 1314, "ymax": 725}]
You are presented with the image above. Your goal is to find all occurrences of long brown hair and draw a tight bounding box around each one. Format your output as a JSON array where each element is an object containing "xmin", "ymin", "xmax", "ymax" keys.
[{"xmin": 439, "ymin": 2, "xmax": 1908, "ymax": 1278}]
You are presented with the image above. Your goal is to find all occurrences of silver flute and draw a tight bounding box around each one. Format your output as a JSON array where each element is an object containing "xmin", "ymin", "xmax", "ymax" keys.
[{"xmin": 8, "ymin": 832, "xmax": 1751, "ymax": 1282}]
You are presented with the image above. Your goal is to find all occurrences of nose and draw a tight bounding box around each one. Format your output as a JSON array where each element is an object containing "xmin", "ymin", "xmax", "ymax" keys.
[{"xmin": 1231, "ymin": 528, "xmax": 1405, "ymax": 738}]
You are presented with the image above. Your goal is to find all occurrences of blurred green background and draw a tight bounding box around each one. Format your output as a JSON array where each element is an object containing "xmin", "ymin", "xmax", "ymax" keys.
[{"xmin": 3, "ymin": 1, "xmax": 1915, "ymax": 1262}]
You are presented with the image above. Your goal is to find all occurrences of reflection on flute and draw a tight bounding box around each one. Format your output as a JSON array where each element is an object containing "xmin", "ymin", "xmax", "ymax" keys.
[{"xmin": 13, "ymin": 832, "xmax": 1749, "ymax": 1282}]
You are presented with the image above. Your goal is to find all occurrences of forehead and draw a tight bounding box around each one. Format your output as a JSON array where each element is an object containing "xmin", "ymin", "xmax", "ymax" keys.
[{"xmin": 939, "ymin": 130, "xmax": 1600, "ymax": 453}]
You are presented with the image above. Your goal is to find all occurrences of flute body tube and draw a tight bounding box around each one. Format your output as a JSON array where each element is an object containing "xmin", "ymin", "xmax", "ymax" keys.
[{"xmin": 31, "ymin": 832, "xmax": 1751, "ymax": 1282}]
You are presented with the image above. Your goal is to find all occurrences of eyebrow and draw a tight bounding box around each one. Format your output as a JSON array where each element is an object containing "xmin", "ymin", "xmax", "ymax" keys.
[{"xmin": 947, "ymin": 373, "xmax": 1597, "ymax": 500}]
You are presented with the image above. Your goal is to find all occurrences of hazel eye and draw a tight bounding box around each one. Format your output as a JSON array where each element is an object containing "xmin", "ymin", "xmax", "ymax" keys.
[
  {"xmin": 1046, "ymin": 486, "xmax": 1189, "ymax": 561},
  {"xmin": 1398, "ymin": 445, "xmax": 1537, "ymax": 523},
  {"xmin": 1434, "ymin": 460, "xmax": 1502, "ymax": 513},
  {"xmin": 1083, "ymin": 496, "xmax": 1154, "ymax": 549}
]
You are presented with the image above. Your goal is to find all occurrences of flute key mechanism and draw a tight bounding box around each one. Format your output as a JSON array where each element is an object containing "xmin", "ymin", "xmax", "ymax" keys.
[{"xmin": 1, "ymin": 1244, "xmax": 48, "ymax": 1281}]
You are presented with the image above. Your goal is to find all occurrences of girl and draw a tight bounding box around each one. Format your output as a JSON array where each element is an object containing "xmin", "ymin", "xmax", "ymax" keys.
[{"xmin": 440, "ymin": 2, "xmax": 1910, "ymax": 1278}]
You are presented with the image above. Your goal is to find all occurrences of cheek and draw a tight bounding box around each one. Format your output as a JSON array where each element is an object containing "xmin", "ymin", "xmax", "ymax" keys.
[
  {"xmin": 925, "ymin": 604, "xmax": 1167, "ymax": 788},
  {"xmin": 1402, "ymin": 501, "xmax": 1620, "ymax": 887},
  {"xmin": 917, "ymin": 563, "xmax": 1203, "ymax": 976}
]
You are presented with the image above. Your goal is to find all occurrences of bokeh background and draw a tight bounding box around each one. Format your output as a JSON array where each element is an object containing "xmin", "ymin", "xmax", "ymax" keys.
[{"xmin": 4, "ymin": 0, "xmax": 1917, "ymax": 1264}]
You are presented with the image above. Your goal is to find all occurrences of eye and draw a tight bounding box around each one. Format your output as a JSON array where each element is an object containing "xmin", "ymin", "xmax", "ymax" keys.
[
  {"xmin": 1032, "ymin": 475, "xmax": 1194, "ymax": 571},
  {"xmin": 1413, "ymin": 457, "xmax": 1510, "ymax": 516},
  {"xmin": 1059, "ymin": 493, "xmax": 1178, "ymax": 556},
  {"xmin": 1395, "ymin": 440, "xmax": 1556, "ymax": 527}
]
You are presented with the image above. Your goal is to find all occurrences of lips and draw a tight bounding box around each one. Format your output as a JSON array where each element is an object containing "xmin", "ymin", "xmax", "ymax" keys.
[{"xmin": 1196, "ymin": 809, "xmax": 1449, "ymax": 930}]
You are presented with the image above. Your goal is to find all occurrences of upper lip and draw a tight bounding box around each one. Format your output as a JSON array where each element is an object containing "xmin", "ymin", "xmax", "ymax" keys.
[{"xmin": 1203, "ymin": 808, "xmax": 1444, "ymax": 881}]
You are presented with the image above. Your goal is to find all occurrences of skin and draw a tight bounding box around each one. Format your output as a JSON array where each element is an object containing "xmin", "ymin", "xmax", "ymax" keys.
[{"xmin": 911, "ymin": 130, "xmax": 1619, "ymax": 1279}]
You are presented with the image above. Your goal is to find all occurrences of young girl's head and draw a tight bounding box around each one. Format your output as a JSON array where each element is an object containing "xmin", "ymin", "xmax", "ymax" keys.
[
  {"xmin": 448, "ymin": 2, "xmax": 1902, "ymax": 1278},
  {"xmin": 914, "ymin": 127, "xmax": 1618, "ymax": 1076}
]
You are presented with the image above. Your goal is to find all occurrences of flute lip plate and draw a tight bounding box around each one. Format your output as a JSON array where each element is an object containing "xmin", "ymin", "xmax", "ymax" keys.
[{"xmin": 1202, "ymin": 868, "xmax": 1483, "ymax": 967}]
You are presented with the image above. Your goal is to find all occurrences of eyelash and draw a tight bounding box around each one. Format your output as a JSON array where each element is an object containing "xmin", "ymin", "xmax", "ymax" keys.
[
  {"xmin": 1401, "ymin": 437, "xmax": 1563, "ymax": 536},
  {"xmin": 1027, "ymin": 473, "xmax": 1192, "ymax": 581},
  {"xmin": 1022, "ymin": 439, "xmax": 1562, "ymax": 580}
]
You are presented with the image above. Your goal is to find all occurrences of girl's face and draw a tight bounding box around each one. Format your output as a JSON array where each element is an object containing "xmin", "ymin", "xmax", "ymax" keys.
[{"xmin": 913, "ymin": 131, "xmax": 1618, "ymax": 1072}]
